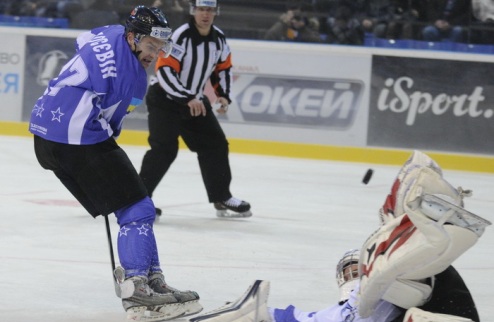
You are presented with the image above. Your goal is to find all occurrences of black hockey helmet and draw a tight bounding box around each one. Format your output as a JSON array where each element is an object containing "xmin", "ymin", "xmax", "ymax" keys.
[{"xmin": 125, "ymin": 6, "xmax": 172, "ymax": 40}]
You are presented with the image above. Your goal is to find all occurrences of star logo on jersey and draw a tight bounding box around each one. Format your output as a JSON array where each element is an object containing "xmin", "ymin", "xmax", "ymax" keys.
[
  {"xmin": 137, "ymin": 224, "xmax": 149, "ymax": 236},
  {"xmin": 119, "ymin": 226, "xmax": 131, "ymax": 237},
  {"xmin": 51, "ymin": 107, "xmax": 65, "ymax": 122},
  {"xmin": 33, "ymin": 104, "xmax": 44, "ymax": 117}
]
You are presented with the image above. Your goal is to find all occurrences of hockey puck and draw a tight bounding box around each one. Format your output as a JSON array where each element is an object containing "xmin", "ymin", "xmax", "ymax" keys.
[{"xmin": 362, "ymin": 169, "xmax": 374, "ymax": 185}]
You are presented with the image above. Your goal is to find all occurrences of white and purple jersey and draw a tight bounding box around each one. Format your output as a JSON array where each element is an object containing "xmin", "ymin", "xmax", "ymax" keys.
[
  {"xmin": 270, "ymin": 285, "xmax": 401, "ymax": 322},
  {"xmin": 29, "ymin": 25, "xmax": 146, "ymax": 145}
]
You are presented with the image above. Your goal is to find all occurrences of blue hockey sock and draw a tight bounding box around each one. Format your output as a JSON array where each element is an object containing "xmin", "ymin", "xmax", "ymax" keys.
[{"xmin": 114, "ymin": 197, "xmax": 160, "ymax": 278}]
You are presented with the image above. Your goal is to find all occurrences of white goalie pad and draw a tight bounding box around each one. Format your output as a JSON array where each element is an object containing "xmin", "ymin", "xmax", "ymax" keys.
[
  {"xmin": 358, "ymin": 151, "xmax": 491, "ymax": 318},
  {"xmin": 381, "ymin": 278, "xmax": 433, "ymax": 310},
  {"xmin": 403, "ymin": 307, "xmax": 474, "ymax": 322}
]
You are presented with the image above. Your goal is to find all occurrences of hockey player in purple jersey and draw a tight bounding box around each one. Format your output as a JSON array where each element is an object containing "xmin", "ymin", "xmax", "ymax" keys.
[
  {"xmin": 189, "ymin": 151, "xmax": 490, "ymax": 322},
  {"xmin": 29, "ymin": 5, "xmax": 202, "ymax": 321}
]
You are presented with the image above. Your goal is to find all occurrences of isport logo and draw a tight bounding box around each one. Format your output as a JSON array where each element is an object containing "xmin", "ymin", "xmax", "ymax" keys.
[
  {"xmin": 377, "ymin": 76, "xmax": 489, "ymax": 126},
  {"xmin": 225, "ymin": 74, "xmax": 364, "ymax": 128}
]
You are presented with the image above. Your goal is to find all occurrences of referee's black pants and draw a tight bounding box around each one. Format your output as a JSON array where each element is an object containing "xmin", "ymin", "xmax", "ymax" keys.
[{"xmin": 139, "ymin": 84, "xmax": 233, "ymax": 203}]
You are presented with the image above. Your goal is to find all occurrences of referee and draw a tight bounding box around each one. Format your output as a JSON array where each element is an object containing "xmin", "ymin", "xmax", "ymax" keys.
[{"xmin": 139, "ymin": 0, "xmax": 252, "ymax": 218}]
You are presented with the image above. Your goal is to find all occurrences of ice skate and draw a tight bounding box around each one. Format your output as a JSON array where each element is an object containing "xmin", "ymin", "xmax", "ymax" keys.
[
  {"xmin": 115, "ymin": 267, "xmax": 185, "ymax": 321},
  {"xmin": 189, "ymin": 280, "xmax": 271, "ymax": 322},
  {"xmin": 214, "ymin": 197, "xmax": 252, "ymax": 218},
  {"xmin": 149, "ymin": 272, "xmax": 203, "ymax": 317}
]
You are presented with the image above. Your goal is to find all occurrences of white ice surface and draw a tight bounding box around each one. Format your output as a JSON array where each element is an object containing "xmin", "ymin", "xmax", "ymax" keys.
[{"xmin": 1, "ymin": 135, "xmax": 493, "ymax": 322}]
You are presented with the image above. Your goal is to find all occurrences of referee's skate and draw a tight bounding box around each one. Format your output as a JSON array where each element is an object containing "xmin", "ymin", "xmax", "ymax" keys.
[{"xmin": 214, "ymin": 197, "xmax": 252, "ymax": 218}]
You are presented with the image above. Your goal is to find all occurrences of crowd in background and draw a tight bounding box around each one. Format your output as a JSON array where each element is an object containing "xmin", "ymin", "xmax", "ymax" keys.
[
  {"xmin": 0, "ymin": 0, "xmax": 190, "ymax": 30},
  {"xmin": 1, "ymin": 0, "xmax": 494, "ymax": 46},
  {"xmin": 264, "ymin": 0, "xmax": 494, "ymax": 45}
]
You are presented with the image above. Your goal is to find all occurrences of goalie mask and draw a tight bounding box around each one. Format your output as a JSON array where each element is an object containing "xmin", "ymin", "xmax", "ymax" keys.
[{"xmin": 336, "ymin": 249, "xmax": 360, "ymax": 302}]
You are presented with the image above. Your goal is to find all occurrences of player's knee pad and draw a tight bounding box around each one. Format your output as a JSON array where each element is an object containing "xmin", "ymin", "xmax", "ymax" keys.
[{"xmin": 114, "ymin": 197, "xmax": 156, "ymax": 226}]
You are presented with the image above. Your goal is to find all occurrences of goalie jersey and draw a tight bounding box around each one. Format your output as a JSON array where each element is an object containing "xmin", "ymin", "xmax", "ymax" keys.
[
  {"xmin": 270, "ymin": 284, "xmax": 401, "ymax": 322},
  {"xmin": 29, "ymin": 25, "xmax": 147, "ymax": 145}
]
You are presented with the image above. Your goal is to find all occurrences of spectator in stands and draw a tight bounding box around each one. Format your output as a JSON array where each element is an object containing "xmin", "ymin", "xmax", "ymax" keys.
[
  {"xmin": 263, "ymin": 4, "xmax": 301, "ymax": 41},
  {"xmin": 469, "ymin": 0, "xmax": 494, "ymax": 44},
  {"xmin": 56, "ymin": 0, "xmax": 83, "ymax": 22},
  {"xmin": 352, "ymin": 0, "xmax": 389, "ymax": 38},
  {"xmin": 323, "ymin": 0, "xmax": 364, "ymax": 45},
  {"xmin": 355, "ymin": 0, "xmax": 425, "ymax": 41},
  {"xmin": 35, "ymin": 0, "xmax": 80, "ymax": 18},
  {"xmin": 34, "ymin": 0, "xmax": 59, "ymax": 18},
  {"xmin": 264, "ymin": 3, "xmax": 321, "ymax": 43},
  {"xmin": 8, "ymin": 0, "xmax": 38, "ymax": 16},
  {"xmin": 380, "ymin": 0, "xmax": 425, "ymax": 40},
  {"xmin": 421, "ymin": 0, "xmax": 472, "ymax": 42},
  {"xmin": 0, "ymin": 0, "xmax": 15, "ymax": 15},
  {"xmin": 70, "ymin": 0, "xmax": 119, "ymax": 29}
]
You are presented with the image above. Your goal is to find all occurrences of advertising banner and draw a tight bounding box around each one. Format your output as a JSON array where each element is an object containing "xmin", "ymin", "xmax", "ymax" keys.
[
  {"xmin": 215, "ymin": 41, "xmax": 371, "ymax": 147},
  {"xmin": 23, "ymin": 36, "xmax": 75, "ymax": 121},
  {"xmin": 0, "ymin": 34, "xmax": 24, "ymax": 121},
  {"xmin": 369, "ymin": 55, "xmax": 494, "ymax": 154},
  {"xmin": 218, "ymin": 74, "xmax": 364, "ymax": 130}
]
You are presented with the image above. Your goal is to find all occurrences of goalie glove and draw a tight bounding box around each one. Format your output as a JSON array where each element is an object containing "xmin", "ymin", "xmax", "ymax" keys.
[
  {"xmin": 379, "ymin": 150, "xmax": 443, "ymax": 226},
  {"xmin": 357, "ymin": 151, "xmax": 491, "ymax": 318}
]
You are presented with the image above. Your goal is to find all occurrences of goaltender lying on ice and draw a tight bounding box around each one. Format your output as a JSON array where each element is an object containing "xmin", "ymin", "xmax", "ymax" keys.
[{"xmin": 189, "ymin": 150, "xmax": 491, "ymax": 322}]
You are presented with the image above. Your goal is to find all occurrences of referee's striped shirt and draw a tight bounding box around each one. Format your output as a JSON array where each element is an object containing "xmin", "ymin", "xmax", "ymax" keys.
[{"xmin": 153, "ymin": 20, "xmax": 233, "ymax": 105}]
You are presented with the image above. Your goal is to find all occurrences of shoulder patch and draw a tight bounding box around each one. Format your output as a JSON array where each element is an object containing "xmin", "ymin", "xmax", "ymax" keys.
[{"xmin": 170, "ymin": 44, "xmax": 185, "ymax": 60}]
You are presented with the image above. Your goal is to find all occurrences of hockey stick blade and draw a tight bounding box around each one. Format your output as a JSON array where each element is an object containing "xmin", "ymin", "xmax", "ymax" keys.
[{"xmin": 189, "ymin": 280, "xmax": 265, "ymax": 322}]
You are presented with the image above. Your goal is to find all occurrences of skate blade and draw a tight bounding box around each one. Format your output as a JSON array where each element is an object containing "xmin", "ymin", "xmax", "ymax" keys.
[
  {"xmin": 181, "ymin": 300, "xmax": 203, "ymax": 317},
  {"xmin": 126, "ymin": 305, "xmax": 184, "ymax": 321},
  {"xmin": 216, "ymin": 210, "xmax": 252, "ymax": 218}
]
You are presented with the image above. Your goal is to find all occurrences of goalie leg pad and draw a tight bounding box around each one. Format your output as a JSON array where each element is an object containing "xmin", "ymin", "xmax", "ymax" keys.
[
  {"xmin": 404, "ymin": 307, "xmax": 474, "ymax": 322},
  {"xmin": 382, "ymin": 279, "xmax": 432, "ymax": 310},
  {"xmin": 358, "ymin": 212, "xmax": 480, "ymax": 317}
]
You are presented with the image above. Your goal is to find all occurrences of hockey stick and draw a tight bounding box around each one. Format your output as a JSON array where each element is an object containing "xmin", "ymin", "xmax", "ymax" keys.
[
  {"xmin": 104, "ymin": 215, "xmax": 121, "ymax": 297},
  {"xmin": 104, "ymin": 215, "xmax": 116, "ymax": 273}
]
